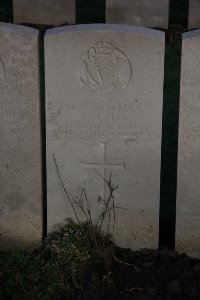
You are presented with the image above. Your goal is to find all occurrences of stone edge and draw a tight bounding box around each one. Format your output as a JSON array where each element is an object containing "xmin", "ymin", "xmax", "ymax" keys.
[
  {"xmin": 183, "ymin": 29, "xmax": 200, "ymax": 40},
  {"xmin": 0, "ymin": 22, "xmax": 39, "ymax": 35},
  {"xmin": 45, "ymin": 23, "xmax": 165, "ymax": 39}
]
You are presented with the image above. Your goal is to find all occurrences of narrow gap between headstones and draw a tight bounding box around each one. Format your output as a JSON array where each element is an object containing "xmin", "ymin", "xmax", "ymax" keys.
[
  {"xmin": 0, "ymin": 0, "xmax": 13, "ymax": 22},
  {"xmin": 39, "ymin": 29, "xmax": 47, "ymax": 239},
  {"xmin": 76, "ymin": 0, "xmax": 105, "ymax": 24},
  {"xmin": 159, "ymin": 0, "xmax": 189, "ymax": 250}
]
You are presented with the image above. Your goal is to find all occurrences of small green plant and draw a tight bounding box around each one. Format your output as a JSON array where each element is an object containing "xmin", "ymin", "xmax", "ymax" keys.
[
  {"xmin": 0, "ymin": 222, "xmax": 113, "ymax": 300},
  {"xmin": 0, "ymin": 251, "xmax": 71, "ymax": 300},
  {"xmin": 1, "ymin": 161, "xmax": 119, "ymax": 300},
  {"xmin": 1, "ymin": 156, "xmax": 120, "ymax": 300},
  {"xmin": 53, "ymin": 154, "xmax": 125, "ymax": 247}
]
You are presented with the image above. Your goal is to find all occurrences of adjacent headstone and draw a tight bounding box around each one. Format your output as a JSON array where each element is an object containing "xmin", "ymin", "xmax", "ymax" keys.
[
  {"xmin": 0, "ymin": 23, "xmax": 42, "ymax": 250},
  {"xmin": 188, "ymin": 0, "xmax": 200, "ymax": 29},
  {"xmin": 13, "ymin": 0, "xmax": 75, "ymax": 26},
  {"xmin": 176, "ymin": 30, "xmax": 200, "ymax": 258},
  {"xmin": 106, "ymin": 0, "xmax": 169, "ymax": 29},
  {"xmin": 45, "ymin": 24, "xmax": 165, "ymax": 250}
]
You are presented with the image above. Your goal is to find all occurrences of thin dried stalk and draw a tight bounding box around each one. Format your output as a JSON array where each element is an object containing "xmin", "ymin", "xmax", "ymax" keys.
[{"xmin": 53, "ymin": 154, "xmax": 80, "ymax": 223}]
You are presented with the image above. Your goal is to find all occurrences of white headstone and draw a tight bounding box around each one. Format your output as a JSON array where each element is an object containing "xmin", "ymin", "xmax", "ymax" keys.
[
  {"xmin": 13, "ymin": 0, "xmax": 75, "ymax": 26},
  {"xmin": 106, "ymin": 0, "xmax": 169, "ymax": 29},
  {"xmin": 45, "ymin": 24, "xmax": 165, "ymax": 250},
  {"xmin": 176, "ymin": 30, "xmax": 200, "ymax": 258},
  {"xmin": 188, "ymin": 0, "xmax": 200, "ymax": 29},
  {"xmin": 0, "ymin": 23, "xmax": 42, "ymax": 250}
]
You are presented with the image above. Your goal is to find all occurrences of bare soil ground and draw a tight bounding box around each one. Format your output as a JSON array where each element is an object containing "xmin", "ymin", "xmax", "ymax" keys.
[{"xmin": 78, "ymin": 246, "xmax": 200, "ymax": 300}]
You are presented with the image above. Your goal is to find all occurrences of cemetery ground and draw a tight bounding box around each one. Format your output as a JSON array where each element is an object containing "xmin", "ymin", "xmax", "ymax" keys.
[{"xmin": 2, "ymin": 220, "xmax": 200, "ymax": 300}]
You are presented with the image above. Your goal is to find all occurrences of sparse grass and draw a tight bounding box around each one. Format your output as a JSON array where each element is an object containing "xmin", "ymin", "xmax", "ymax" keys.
[{"xmin": 0, "ymin": 222, "xmax": 114, "ymax": 300}]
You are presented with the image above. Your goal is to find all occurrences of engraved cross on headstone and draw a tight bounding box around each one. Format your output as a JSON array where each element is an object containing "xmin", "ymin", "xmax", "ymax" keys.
[{"xmin": 81, "ymin": 142, "xmax": 125, "ymax": 198}]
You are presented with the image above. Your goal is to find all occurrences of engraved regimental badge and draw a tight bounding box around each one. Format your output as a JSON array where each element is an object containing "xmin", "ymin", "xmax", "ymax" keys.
[{"xmin": 78, "ymin": 41, "xmax": 132, "ymax": 96}]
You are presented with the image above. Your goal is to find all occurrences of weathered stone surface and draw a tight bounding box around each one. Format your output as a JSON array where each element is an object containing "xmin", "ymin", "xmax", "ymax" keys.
[
  {"xmin": 45, "ymin": 24, "xmax": 164, "ymax": 250},
  {"xmin": 106, "ymin": 0, "xmax": 169, "ymax": 29},
  {"xmin": 188, "ymin": 0, "xmax": 200, "ymax": 29},
  {"xmin": 176, "ymin": 30, "xmax": 200, "ymax": 258},
  {"xmin": 0, "ymin": 23, "xmax": 42, "ymax": 250},
  {"xmin": 13, "ymin": 0, "xmax": 75, "ymax": 25}
]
